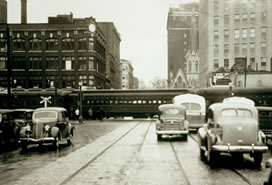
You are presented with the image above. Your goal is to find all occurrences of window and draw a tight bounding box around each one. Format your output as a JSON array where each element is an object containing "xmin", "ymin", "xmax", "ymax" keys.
[
  {"xmin": 0, "ymin": 57, "xmax": 6, "ymax": 69},
  {"xmin": 250, "ymin": 28, "xmax": 255, "ymax": 38},
  {"xmin": 88, "ymin": 57, "xmax": 94, "ymax": 69},
  {"xmin": 261, "ymin": 42, "xmax": 266, "ymax": 54},
  {"xmin": 29, "ymin": 38, "xmax": 42, "ymax": 51},
  {"xmin": 62, "ymin": 57, "xmax": 75, "ymax": 70},
  {"xmin": 224, "ymin": 30, "xmax": 229, "ymax": 39},
  {"xmin": 214, "ymin": 30, "xmax": 219, "ymax": 40},
  {"xmin": 224, "ymin": 59, "xmax": 229, "ymax": 68},
  {"xmin": 0, "ymin": 38, "xmax": 7, "ymax": 51},
  {"xmin": 79, "ymin": 56, "xmax": 87, "ymax": 69},
  {"xmin": 46, "ymin": 38, "xmax": 58, "ymax": 51},
  {"xmin": 46, "ymin": 56, "xmax": 58, "ymax": 69},
  {"xmin": 242, "ymin": 43, "xmax": 247, "ymax": 55},
  {"xmin": 234, "ymin": 14, "xmax": 240, "ymax": 23},
  {"xmin": 261, "ymin": 12, "xmax": 266, "ymax": 22},
  {"xmin": 224, "ymin": 44, "xmax": 229, "ymax": 54},
  {"xmin": 234, "ymin": 43, "xmax": 239, "ymax": 54},
  {"xmin": 242, "ymin": 13, "xmax": 247, "ymax": 23},
  {"xmin": 224, "ymin": 0, "xmax": 229, "ymax": 10},
  {"xmin": 234, "ymin": 29, "xmax": 240, "ymax": 39},
  {"xmin": 88, "ymin": 75, "xmax": 94, "ymax": 86},
  {"xmin": 250, "ymin": 43, "xmax": 255, "ymax": 53},
  {"xmin": 213, "ymin": 45, "xmax": 219, "ymax": 55},
  {"xmin": 250, "ymin": 12, "xmax": 256, "ymax": 22},
  {"xmin": 214, "ymin": 16, "xmax": 219, "ymax": 25},
  {"xmin": 13, "ymin": 56, "xmax": 26, "ymax": 69},
  {"xmin": 261, "ymin": 57, "xmax": 266, "ymax": 67},
  {"xmin": 63, "ymin": 75, "xmax": 75, "ymax": 88},
  {"xmin": 88, "ymin": 38, "xmax": 94, "ymax": 50},
  {"xmin": 62, "ymin": 38, "xmax": 75, "ymax": 50},
  {"xmin": 78, "ymin": 38, "xmax": 88, "ymax": 50},
  {"xmin": 13, "ymin": 38, "xmax": 25, "ymax": 51},
  {"xmin": 29, "ymin": 57, "xmax": 42, "ymax": 69},
  {"xmin": 261, "ymin": 27, "xmax": 266, "ymax": 39},
  {"xmin": 242, "ymin": 28, "xmax": 247, "ymax": 38},
  {"xmin": 213, "ymin": 59, "xmax": 219, "ymax": 68},
  {"xmin": 224, "ymin": 15, "xmax": 229, "ymax": 24}
]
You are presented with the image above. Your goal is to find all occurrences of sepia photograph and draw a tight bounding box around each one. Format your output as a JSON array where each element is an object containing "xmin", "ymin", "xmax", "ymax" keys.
[{"xmin": 0, "ymin": 0, "xmax": 272, "ymax": 184}]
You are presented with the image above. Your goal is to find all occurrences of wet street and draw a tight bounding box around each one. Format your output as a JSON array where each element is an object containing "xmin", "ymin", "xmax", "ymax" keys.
[{"xmin": 0, "ymin": 119, "xmax": 271, "ymax": 185}]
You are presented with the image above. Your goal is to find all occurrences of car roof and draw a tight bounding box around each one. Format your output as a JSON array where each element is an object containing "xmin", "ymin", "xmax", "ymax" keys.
[
  {"xmin": 158, "ymin": 104, "xmax": 186, "ymax": 111},
  {"xmin": 13, "ymin": 108, "xmax": 34, "ymax": 112},
  {"xmin": 223, "ymin": 96, "xmax": 255, "ymax": 106},
  {"xmin": 256, "ymin": 106, "xmax": 272, "ymax": 111},
  {"xmin": 34, "ymin": 107, "xmax": 67, "ymax": 112},
  {"xmin": 0, "ymin": 109, "xmax": 14, "ymax": 113}
]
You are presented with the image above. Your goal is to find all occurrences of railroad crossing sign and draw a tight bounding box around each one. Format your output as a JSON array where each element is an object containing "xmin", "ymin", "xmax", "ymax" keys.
[{"xmin": 40, "ymin": 96, "xmax": 52, "ymax": 107}]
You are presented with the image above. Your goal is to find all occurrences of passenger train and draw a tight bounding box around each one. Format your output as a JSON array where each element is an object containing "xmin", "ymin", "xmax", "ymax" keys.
[{"xmin": 0, "ymin": 87, "xmax": 271, "ymax": 119}]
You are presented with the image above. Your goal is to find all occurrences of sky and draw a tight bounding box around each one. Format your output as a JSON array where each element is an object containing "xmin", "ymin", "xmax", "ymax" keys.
[{"xmin": 7, "ymin": 0, "xmax": 198, "ymax": 83}]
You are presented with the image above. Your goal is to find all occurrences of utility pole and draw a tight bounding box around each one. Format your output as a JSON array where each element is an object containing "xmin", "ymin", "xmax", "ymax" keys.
[
  {"xmin": 244, "ymin": 57, "xmax": 247, "ymax": 88},
  {"xmin": 7, "ymin": 25, "xmax": 12, "ymax": 108}
]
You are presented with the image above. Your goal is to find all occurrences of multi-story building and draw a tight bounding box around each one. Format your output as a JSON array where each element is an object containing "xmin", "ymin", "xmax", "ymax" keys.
[
  {"xmin": 0, "ymin": 0, "xmax": 7, "ymax": 23},
  {"xmin": 199, "ymin": 0, "xmax": 272, "ymax": 87},
  {"xmin": 0, "ymin": 13, "xmax": 109, "ymax": 89},
  {"xmin": 120, "ymin": 59, "xmax": 134, "ymax": 89},
  {"xmin": 167, "ymin": 3, "xmax": 199, "ymax": 88},
  {"xmin": 98, "ymin": 22, "xmax": 121, "ymax": 89}
]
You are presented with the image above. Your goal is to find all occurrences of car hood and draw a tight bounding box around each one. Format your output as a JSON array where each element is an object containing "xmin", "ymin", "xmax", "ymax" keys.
[{"xmin": 217, "ymin": 117, "xmax": 258, "ymax": 145}]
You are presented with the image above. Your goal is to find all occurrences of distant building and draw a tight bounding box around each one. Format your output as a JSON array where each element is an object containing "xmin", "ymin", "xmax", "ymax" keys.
[
  {"xmin": 120, "ymin": 59, "xmax": 134, "ymax": 89},
  {"xmin": 0, "ymin": 0, "xmax": 7, "ymax": 23},
  {"xmin": 167, "ymin": 3, "xmax": 199, "ymax": 88},
  {"xmin": 97, "ymin": 22, "xmax": 121, "ymax": 89},
  {"xmin": 132, "ymin": 77, "xmax": 139, "ymax": 89},
  {"xmin": 0, "ymin": 13, "xmax": 109, "ymax": 89},
  {"xmin": 199, "ymin": 0, "xmax": 272, "ymax": 87}
]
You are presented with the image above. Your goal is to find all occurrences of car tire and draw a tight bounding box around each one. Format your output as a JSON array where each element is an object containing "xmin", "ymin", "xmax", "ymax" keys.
[
  {"xmin": 53, "ymin": 137, "xmax": 59, "ymax": 149},
  {"xmin": 253, "ymin": 152, "xmax": 263, "ymax": 167},
  {"xmin": 207, "ymin": 151, "xmax": 218, "ymax": 166},
  {"xmin": 157, "ymin": 134, "xmax": 162, "ymax": 141},
  {"xmin": 67, "ymin": 131, "xmax": 73, "ymax": 145}
]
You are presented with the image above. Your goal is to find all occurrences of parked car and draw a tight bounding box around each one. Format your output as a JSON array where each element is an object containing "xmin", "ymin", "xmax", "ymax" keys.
[
  {"xmin": 156, "ymin": 104, "xmax": 189, "ymax": 141},
  {"xmin": 256, "ymin": 106, "xmax": 272, "ymax": 145},
  {"xmin": 0, "ymin": 109, "xmax": 20, "ymax": 147},
  {"xmin": 197, "ymin": 102, "xmax": 268, "ymax": 166},
  {"xmin": 19, "ymin": 107, "xmax": 74, "ymax": 151},
  {"xmin": 13, "ymin": 109, "xmax": 34, "ymax": 128}
]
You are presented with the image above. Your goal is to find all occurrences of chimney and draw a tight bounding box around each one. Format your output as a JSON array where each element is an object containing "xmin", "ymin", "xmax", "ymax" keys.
[{"xmin": 21, "ymin": 0, "xmax": 27, "ymax": 24}]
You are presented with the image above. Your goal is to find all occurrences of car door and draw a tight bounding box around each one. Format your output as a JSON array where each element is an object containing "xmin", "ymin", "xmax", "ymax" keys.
[{"xmin": 56, "ymin": 111, "xmax": 68, "ymax": 138}]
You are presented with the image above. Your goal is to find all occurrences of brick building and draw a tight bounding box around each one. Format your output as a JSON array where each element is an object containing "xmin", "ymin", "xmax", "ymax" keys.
[{"xmin": 0, "ymin": 0, "xmax": 7, "ymax": 23}]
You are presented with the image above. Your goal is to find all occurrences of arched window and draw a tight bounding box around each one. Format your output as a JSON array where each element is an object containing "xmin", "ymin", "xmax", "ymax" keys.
[
  {"xmin": 29, "ymin": 38, "xmax": 42, "ymax": 51},
  {"xmin": 13, "ymin": 38, "xmax": 25, "ymax": 51},
  {"xmin": 46, "ymin": 38, "xmax": 58, "ymax": 51},
  {"xmin": 188, "ymin": 61, "xmax": 192, "ymax": 72},
  {"xmin": 78, "ymin": 38, "xmax": 88, "ymax": 50},
  {"xmin": 195, "ymin": 61, "xmax": 199, "ymax": 72},
  {"xmin": 62, "ymin": 38, "xmax": 75, "ymax": 50}
]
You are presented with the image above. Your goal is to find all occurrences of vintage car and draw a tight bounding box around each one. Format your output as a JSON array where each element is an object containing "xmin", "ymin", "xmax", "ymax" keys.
[
  {"xmin": 0, "ymin": 109, "xmax": 21, "ymax": 147},
  {"xmin": 256, "ymin": 106, "xmax": 272, "ymax": 144},
  {"xmin": 156, "ymin": 104, "xmax": 189, "ymax": 141},
  {"xmin": 197, "ymin": 102, "xmax": 268, "ymax": 166},
  {"xmin": 19, "ymin": 107, "xmax": 74, "ymax": 151}
]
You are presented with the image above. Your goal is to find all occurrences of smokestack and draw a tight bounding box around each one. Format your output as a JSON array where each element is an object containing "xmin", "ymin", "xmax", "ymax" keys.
[{"xmin": 21, "ymin": 0, "xmax": 27, "ymax": 24}]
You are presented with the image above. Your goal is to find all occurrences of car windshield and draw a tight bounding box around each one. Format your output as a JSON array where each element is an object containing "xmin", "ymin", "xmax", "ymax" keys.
[
  {"xmin": 13, "ymin": 111, "xmax": 25, "ymax": 119},
  {"xmin": 181, "ymin": 103, "xmax": 201, "ymax": 110},
  {"xmin": 221, "ymin": 109, "xmax": 252, "ymax": 118},
  {"xmin": 161, "ymin": 108, "xmax": 183, "ymax": 117},
  {"xmin": 33, "ymin": 111, "xmax": 57, "ymax": 119}
]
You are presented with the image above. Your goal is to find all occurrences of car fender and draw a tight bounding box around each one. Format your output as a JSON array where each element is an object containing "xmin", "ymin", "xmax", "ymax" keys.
[
  {"xmin": 197, "ymin": 127, "xmax": 207, "ymax": 147},
  {"xmin": 51, "ymin": 127, "xmax": 60, "ymax": 138}
]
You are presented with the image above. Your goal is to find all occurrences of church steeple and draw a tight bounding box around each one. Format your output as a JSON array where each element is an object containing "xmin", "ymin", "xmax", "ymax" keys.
[{"xmin": 187, "ymin": 8, "xmax": 198, "ymax": 54}]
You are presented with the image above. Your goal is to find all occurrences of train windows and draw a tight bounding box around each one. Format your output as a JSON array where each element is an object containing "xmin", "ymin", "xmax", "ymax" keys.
[
  {"xmin": 153, "ymin": 100, "xmax": 157, "ymax": 104},
  {"xmin": 133, "ymin": 100, "xmax": 137, "ymax": 104},
  {"xmin": 138, "ymin": 100, "xmax": 142, "ymax": 104},
  {"xmin": 148, "ymin": 100, "xmax": 152, "ymax": 104},
  {"xmin": 163, "ymin": 100, "xmax": 167, "ymax": 104},
  {"xmin": 143, "ymin": 100, "xmax": 146, "ymax": 104},
  {"xmin": 158, "ymin": 100, "xmax": 162, "ymax": 104},
  {"xmin": 128, "ymin": 100, "xmax": 132, "ymax": 104}
]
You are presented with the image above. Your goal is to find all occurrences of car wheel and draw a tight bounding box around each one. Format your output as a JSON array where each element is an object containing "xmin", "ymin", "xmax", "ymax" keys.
[
  {"xmin": 157, "ymin": 134, "xmax": 162, "ymax": 141},
  {"xmin": 253, "ymin": 152, "xmax": 263, "ymax": 167},
  {"xmin": 207, "ymin": 151, "xmax": 218, "ymax": 166},
  {"xmin": 67, "ymin": 131, "xmax": 73, "ymax": 145},
  {"xmin": 200, "ymin": 148, "xmax": 205, "ymax": 160}
]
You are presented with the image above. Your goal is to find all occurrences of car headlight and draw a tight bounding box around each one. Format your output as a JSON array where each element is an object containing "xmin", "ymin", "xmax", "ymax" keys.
[
  {"xmin": 44, "ymin": 125, "xmax": 50, "ymax": 131},
  {"xmin": 26, "ymin": 125, "xmax": 31, "ymax": 132}
]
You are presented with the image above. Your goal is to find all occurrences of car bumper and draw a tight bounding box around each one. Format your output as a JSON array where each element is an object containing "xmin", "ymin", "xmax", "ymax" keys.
[
  {"xmin": 156, "ymin": 130, "xmax": 189, "ymax": 135},
  {"xmin": 20, "ymin": 137, "xmax": 56, "ymax": 144},
  {"xmin": 212, "ymin": 144, "xmax": 268, "ymax": 153}
]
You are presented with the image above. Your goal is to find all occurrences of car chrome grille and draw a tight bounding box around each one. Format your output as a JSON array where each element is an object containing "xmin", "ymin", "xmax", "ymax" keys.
[
  {"xmin": 32, "ymin": 122, "xmax": 44, "ymax": 139},
  {"xmin": 163, "ymin": 124, "xmax": 182, "ymax": 130},
  {"xmin": 261, "ymin": 129, "xmax": 272, "ymax": 135}
]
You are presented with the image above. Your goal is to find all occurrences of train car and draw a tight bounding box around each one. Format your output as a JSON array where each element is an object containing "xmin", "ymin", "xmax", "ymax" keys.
[
  {"xmin": 68, "ymin": 88, "xmax": 194, "ymax": 119},
  {"xmin": 196, "ymin": 87, "xmax": 272, "ymax": 111}
]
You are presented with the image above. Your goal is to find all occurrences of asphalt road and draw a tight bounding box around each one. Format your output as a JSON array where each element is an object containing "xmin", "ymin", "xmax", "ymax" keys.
[{"xmin": 1, "ymin": 119, "xmax": 272, "ymax": 185}]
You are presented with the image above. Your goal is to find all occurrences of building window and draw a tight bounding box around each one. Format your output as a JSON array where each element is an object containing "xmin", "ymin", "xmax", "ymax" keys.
[
  {"xmin": 13, "ymin": 56, "xmax": 26, "ymax": 69},
  {"xmin": 79, "ymin": 56, "xmax": 87, "ymax": 69},
  {"xmin": 250, "ymin": 28, "xmax": 255, "ymax": 38},
  {"xmin": 234, "ymin": 29, "xmax": 240, "ymax": 39},
  {"xmin": 224, "ymin": 44, "xmax": 229, "ymax": 54},
  {"xmin": 213, "ymin": 45, "xmax": 219, "ymax": 56},
  {"xmin": 214, "ymin": 16, "xmax": 219, "ymax": 25},
  {"xmin": 224, "ymin": 15, "xmax": 229, "ymax": 24},
  {"xmin": 79, "ymin": 75, "xmax": 87, "ymax": 86},
  {"xmin": 242, "ymin": 43, "xmax": 247, "ymax": 55},
  {"xmin": 250, "ymin": 12, "xmax": 256, "ymax": 22},
  {"xmin": 30, "ymin": 76, "xmax": 42, "ymax": 88},
  {"xmin": 78, "ymin": 38, "xmax": 88, "ymax": 50},
  {"xmin": 62, "ymin": 38, "xmax": 75, "ymax": 50},
  {"xmin": 29, "ymin": 57, "xmax": 42, "ymax": 69},
  {"xmin": 0, "ymin": 57, "xmax": 6, "ymax": 69},
  {"xmin": 224, "ymin": 59, "xmax": 229, "ymax": 68},
  {"xmin": 261, "ymin": 57, "xmax": 266, "ymax": 67},
  {"xmin": 261, "ymin": 27, "xmax": 266, "ymax": 39},
  {"xmin": 88, "ymin": 57, "xmax": 94, "ymax": 69},
  {"xmin": 63, "ymin": 75, "xmax": 75, "ymax": 88},
  {"xmin": 261, "ymin": 12, "xmax": 266, "ymax": 22},
  {"xmin": 224, "ymin": 30, "xmax": 229, "ymax": 39},
  {"xmin": 0, "ymin": 38, "xmax": 7, "ymax": 51},
  {"xmin": 29, "ymin": 38, "xmax": 42, "ymax": 51},
  {"xmin": 242, "ymin": 28, "xmax": 247, "ymax": 39},
  {"xmin": 214, "ymin": 30, "xmax": 219, "ymax": 40},
  {"xmin": 234, "ymin": 43, "xmax": 239, "ymax": 54},
  {"xmin": 261, "ymin": 42, "xmax": 266, "ymax": 54},
  {"xmin": 62, "ymin": 56, "xmax": 75, "ymax": 70},
  {"xmin": 213, "ymin": 59, "xmax": 219, "ymax": 69},
  {"xmin": 88, "ymin": 75, "xmax": 94, "ymax": 86},
  {"xmin": 46, "ymin": 56, "xmax": 58, "ymax": 69},
  {"xmin": 88, "ymin": 38, "xmax": 94, "ymax": 50},
  {"xmin": 13, "ymin": 38, "xmax": 25, "ymax": 51},
  {"xmin": 234, "ymin": 14, "xmax": 240, "ymax": 23},
  {"xmin": 46, "ymin": 38, "xmax": 58, "ymax": 50},
  {"xmin": 250, "ymin": 43, "xmax": 255, "ymax": 54},
  {"xmin": 242, "ymin": 13, "xmax": 247, "ymax": 23},
  {"xmin": 224, "ymin": 0, "xmax": 229, "ymax": 10}
]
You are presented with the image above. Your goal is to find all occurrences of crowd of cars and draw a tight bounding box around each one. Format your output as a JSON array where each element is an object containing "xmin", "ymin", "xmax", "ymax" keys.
[
  {"xmin": 0, "ymin": 107, "xmax": 74, "ymax": 152},
  {"xmin": 156, "ymin": 94, "xmax": 272, "ymax": 168}
]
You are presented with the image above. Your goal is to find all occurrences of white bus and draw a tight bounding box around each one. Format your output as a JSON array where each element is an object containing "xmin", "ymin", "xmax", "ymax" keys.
[{"xmin": 172, "ymin": 94, "xmax": 206, "ymax": 129}]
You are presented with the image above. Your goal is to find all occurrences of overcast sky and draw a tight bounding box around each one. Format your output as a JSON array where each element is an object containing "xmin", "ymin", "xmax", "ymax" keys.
[{"xmin": 7, "ymin": 0, "xmax": 198, "ymax": 83}]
